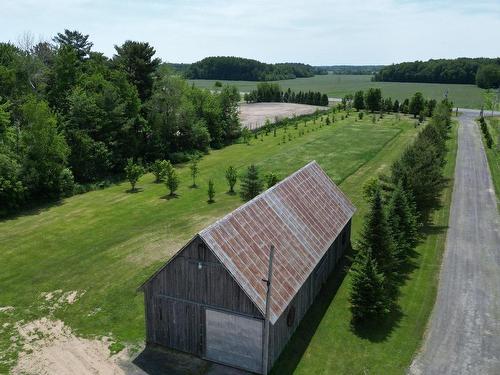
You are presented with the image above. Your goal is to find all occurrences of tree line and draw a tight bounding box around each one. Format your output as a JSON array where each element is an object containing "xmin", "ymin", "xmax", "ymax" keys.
[
  {"xmin": 0, "ymin": 30, "xmax": 242, "ymax": 217},
  {"xmin": 244, "ymin": 83, "xmax": 329, "ymax": 106},
  {"xmin": 345, "ymin": 88, "xmax": 440, "ymax": 120},
  {"xmin": 186, "ymin": 56, "xmax": 319, "ymax": 81},
  {"xmin": 350, "ymin": 99, "xmax": 453, "ymax": 323},
  {"xmin": 373, "ymin": 58, "xmax": 500, "ymax": 88},
  {"xmin": 316, "ymin": 65, "xmax": 383, "ymax": 75}
]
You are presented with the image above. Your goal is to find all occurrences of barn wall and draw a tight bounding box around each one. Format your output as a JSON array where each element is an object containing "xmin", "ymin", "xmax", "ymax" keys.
[
  {"xmin": 143, "ymin": 235, "xmax": 263, "ymax": 356},
  {"xmin": 267, "ymin": 219, "xmax": 352, "ymax": 368}
]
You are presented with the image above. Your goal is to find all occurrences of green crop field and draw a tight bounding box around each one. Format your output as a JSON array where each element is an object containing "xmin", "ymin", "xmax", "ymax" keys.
[
  {"xmin": 0, "ymin": 112, "xmax": 456, "ymax": 374},
  {"xmin": 190, "ymin": 74, "xmax": 487, "ymax": 109}
]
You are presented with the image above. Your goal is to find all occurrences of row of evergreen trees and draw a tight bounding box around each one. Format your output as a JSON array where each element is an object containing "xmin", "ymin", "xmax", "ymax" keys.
[
  {"xmin": 478, "ymin": 116, "xmax": 494, "ymax": 149},
  {"xmin": 350, "ymin": 100, "xmax": 453, "ymax": 323},
  {"xmin": 244, "ymin": 83, "xmax": 329, "ymax": 106},
  {"xmin": 349, "ymin": 89, "xmax": 439, "ymax": 118}
]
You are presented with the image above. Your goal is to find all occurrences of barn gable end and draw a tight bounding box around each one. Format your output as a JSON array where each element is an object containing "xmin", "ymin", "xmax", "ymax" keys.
[{"xmin": 143, "ymin": 235, "xmax": 263, "ymax": 354}]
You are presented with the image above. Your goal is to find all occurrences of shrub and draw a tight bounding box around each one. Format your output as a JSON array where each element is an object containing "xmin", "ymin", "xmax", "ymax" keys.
[
  {"xmin": 151, "ymin": 160, "xmax": 168, "ymax": 183},
  {"xmin": 225, "ymin": 166, "xmax": 238, "ymax": 193},
  {"xmin": 124, "ymin": 159, "xmax": 144, "ymax": 192},
  {"xmin": 164, "ymin": 161, "xmax": 179, "ymax": 196}
]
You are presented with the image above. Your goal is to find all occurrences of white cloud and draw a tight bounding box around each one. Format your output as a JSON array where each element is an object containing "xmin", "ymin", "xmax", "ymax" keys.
[{"xmin": 1, "ymin": 0, "xmax": 499, "ymax": 64}]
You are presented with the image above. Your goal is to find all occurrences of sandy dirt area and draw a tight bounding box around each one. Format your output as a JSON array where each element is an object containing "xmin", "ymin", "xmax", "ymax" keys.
[
  {"xmin": 239, "ymin": 102, "xmax": 328, "ymax": 130},
  {"xmin": 12, "ymin": 318, "xmax": 128, "ymax": 375}
]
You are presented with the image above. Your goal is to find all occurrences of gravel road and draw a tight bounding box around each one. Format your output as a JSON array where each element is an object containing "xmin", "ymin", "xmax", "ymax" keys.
[{"xmin": 410, "ymin": 111, "xmax": 500, "ymax": 374}]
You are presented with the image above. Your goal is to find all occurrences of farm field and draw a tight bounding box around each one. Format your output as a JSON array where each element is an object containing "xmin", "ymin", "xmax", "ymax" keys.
[
  {"xmin": 0, "ymin": 112, "xmax": 455, "ymax": 374},
  {"xmin": 239, "ymin": 102, "xmax": 327, "ymax": 129},
  {"xmin": 190, "ymin": 74, "xmax": 487, "ymax": 109}
]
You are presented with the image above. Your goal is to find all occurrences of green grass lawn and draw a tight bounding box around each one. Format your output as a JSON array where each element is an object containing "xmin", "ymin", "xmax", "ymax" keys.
[
  {"xmin": 0, "ymin": 112, "xmax": 455, "ymax": 374},
  {"xmin": 483, "ymin": 117, "xmax": 500, "ymax": 206},
  {"xmin": 191, "ymin": 74, "xmax": 486, "ymax": 109}
]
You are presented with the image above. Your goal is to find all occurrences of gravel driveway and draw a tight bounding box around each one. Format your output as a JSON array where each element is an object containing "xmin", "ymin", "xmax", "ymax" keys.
[{"xmin": 410, "ymin": 111, "xmax": 500, "ymax": 374}]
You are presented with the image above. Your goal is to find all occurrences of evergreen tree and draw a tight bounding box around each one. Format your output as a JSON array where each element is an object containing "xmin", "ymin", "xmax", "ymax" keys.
[
  {"xmin": 358, "ymin": 188, "xmax": 397, "ymax": 299},
  {"xmin": 409, "ymin": 92, "xmax": 425, "ymax": 118},
  {"xmin": 164, "ymin": 161, "xmax": 179, "ymax": 196},
  {"xmin": 265, "ymin": 172, "xmax": 279, "ymax": 188},
  {"xmin": 365, "ymin": 88, "xmax": 382, "ymax": 112},
  {"xmin": 113, "ymin": 40, "xmax": 161, "ymax": 101},
  {"xmin": 53, "ymin": 29, "xmax": 93, "ymax": 60},
  {"xmin": 240, "ymin": 164, "xmax": 263, "ymax": 201},
  {"xmin": 353, "ymin": 90, "xmax": 365, "ymax": 110},
  {"xmin": 350, "ymin": 247, "xmax": 388, "ymax": 322},
  {"xmin": 387, "ymin": 183, "xmax": 419, "ymax": 263}
]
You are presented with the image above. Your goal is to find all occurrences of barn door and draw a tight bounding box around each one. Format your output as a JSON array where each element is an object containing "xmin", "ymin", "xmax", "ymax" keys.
[{"xmin": 204, "ymin": 308, "xmax": 263, "ymax": 373}]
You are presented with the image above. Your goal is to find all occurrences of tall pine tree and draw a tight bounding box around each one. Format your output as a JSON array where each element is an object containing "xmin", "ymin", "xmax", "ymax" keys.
[
  {"xmin": 240, "ymin": 164, "xmax": 263, "ymax": 201},
  {"xmin": 358, "ymin": 187, "xmax": 398, "ymax": 302},
  {"xmin": 387, "ymin": 183, "xmax": 419, "ymax": 263},
  {"xmin": 359, "ymin": 188, "xmax": 397, "ymax": 276},
  {"xmin": 350, "ymin": 247, "xmax": 388, "ymax": 322}
]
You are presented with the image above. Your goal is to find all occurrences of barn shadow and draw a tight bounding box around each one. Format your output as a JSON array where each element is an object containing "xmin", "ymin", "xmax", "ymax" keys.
[
  {"xmin": 127, "ymin": 345, "xmax": 251, "ymax": 375},
  {"xmin": 269, "ymin": 247, "xmax": 354, "ymax": 374}
]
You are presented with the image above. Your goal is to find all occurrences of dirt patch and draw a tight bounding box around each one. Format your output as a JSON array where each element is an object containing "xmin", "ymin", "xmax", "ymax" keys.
[
  {"xmin": 239, "ymin": 102, "xmax": 328, "ymax": 130},
  {"xmin": 12, "ymin": 318, "xmax": 128, "ymax": 375}
]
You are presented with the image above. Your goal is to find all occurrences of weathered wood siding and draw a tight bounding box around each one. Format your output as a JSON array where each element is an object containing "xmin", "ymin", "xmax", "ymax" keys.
[
  {"xmin": 267, "ymin": 219, "xmax": 352, "ymax": 368},
  {"xmin": 143, "ymin": 235, "xmax": 263, "ymax": 356}
]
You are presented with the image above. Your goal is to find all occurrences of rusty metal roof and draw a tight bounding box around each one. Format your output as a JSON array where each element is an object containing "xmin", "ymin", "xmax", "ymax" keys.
[{"xmin": 199, "ymin": 161, "xmax": 355, "ymax": 324}]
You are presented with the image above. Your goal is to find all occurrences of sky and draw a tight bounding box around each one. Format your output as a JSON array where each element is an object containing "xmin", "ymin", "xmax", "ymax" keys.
[{"xmin": 1, "ymin": 0, "xmax": 499, "ymax": 65}]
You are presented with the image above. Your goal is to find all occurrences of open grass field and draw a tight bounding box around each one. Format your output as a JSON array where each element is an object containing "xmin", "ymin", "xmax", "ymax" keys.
[
  {"xmin": 190, "ymin": 74, "xmax": 487, "ymax": 109},
  {"xmin": 483, "ymin": 117, "xmax": 500, "ymax": 206},
  {"xmin": 0, "ymin": 111, "xmax": 456, "ymax": 374}
]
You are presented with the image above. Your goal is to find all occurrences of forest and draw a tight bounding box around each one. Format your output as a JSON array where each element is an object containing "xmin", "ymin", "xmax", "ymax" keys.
[
  {"xmin": 0, "ymin": 30, "xmax": 241, "ymax": 216},
  {"xmin": 244, "ymin": 83, "xmax": 329, "ymax": 106},
  {"xmin": 374, "ymin": 57, "xmax": 500, "ymax": 88},
  {"xmin": 185, "ymin": 56, "xmax": 321, "ymax": 81}
]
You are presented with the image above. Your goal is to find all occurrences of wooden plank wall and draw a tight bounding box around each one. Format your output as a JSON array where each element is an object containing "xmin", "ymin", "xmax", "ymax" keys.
[
  {"xmin": 267, "ymin": 219, "xmax": 352, "ymax": 368},
  {"xmin": 144, "ymin": 235, "xmax": 263, "ymax": 356}
]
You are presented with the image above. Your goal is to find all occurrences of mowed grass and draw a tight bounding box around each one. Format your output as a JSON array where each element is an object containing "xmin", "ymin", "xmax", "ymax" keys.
[
  {"xmin": 190, "ymin": 74, "xmax": 487, "ymax": 109},
  {"xmin": 0, "ymin": 111, "xmax": 455, "ymax": 374},
  {"xmin": 483, "ymin": 117, "xmax": 500, "ymax": 206}
]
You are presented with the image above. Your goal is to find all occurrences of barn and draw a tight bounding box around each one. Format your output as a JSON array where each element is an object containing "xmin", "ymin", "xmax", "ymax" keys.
[{"xmin": 139, "ymin": 161, "xmax": 355, "ymax": 374}]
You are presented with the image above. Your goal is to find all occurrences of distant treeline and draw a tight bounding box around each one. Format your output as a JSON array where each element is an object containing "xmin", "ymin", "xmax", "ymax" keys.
[
  {"xmin": 185, "ymin": 56, "xmax": 325, "ymax": 81},
  {"xmin": 316, "ymin": 65, "xmax": 383, "ymax": 75},
  {"xmin": 244, "ymin": 83, "xmax": 329, "ymax": 106},
  {"xmin": 374, "ymin": 58, "xmax": 500, "ymax": 88}
]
